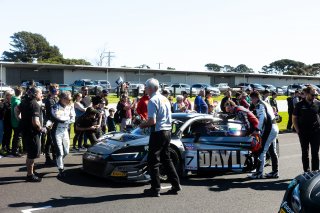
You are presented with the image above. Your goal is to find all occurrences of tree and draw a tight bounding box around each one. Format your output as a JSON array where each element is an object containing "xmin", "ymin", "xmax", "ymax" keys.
[
  {"xmin": 167, "ymin": 67, "xmax": 175, "ymax": 70},
  {"xmin": 262, "ymin": 59, "xmax": 305, "ymax": 75},
  {"xmin": 205, "ymin": 63, "xmax": 222, "ymax": 71},
  {"xmin": 234, "ymin": 64, "xmax": 253, "ymax": 73},
  {"xmin": 1, "ymin": 31, "xmax": 91, "ymax": 65},
  {"xmin": 2, "ymin": 31, "xmax": 62, "ymax": 62},
  {"xmin": 223, "ymin": 65, "xmax": 234, "ymax": 72},
  {"xmin": 135, "ymin": 64, "xmax": 150, "ymax": 69}
]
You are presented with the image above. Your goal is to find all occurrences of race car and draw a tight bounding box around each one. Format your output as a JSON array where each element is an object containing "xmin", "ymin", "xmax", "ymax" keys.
[
  {"xmin": 279, "ymin": 171, "xmax": 320, "ymax": 213},
  {"xmin": 82, "ymin": 113, "xmax": 264, "ymax": 182}
]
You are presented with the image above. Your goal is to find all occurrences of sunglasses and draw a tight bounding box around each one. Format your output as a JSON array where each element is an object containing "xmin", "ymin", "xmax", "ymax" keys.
[{"xmin": 311, "ymin": 94, "xmax": 318, "ymax": 97}]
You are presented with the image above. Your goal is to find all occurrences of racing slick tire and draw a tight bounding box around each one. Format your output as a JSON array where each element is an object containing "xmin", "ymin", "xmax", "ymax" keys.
[{"xmin": 159, "ymin": 147, "xmax": 182, "ymax": 182}]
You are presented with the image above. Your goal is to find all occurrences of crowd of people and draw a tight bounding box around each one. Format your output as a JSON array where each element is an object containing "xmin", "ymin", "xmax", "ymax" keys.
[{"xmin": 0, "ymin": 79, "xmax": 318, "ymax": 186}]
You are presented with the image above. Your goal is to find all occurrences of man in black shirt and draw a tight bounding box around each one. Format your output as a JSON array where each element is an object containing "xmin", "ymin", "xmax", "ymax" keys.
[
  {"xmin": 43, "ymin": 84, "xmax": 59, "ymax": 165},
  {"xmin": 293, "ymin": 86, "xmax": 320, "ymax": 172},
  {"xmin": 19, "ymin": 88, "xmax": 46, "ymax": 182}
]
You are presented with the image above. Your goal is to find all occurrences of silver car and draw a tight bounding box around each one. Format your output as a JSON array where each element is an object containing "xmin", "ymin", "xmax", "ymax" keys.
[{"xmin": 82, "ymin": 113, "xmax": 262, "ymax": 182}]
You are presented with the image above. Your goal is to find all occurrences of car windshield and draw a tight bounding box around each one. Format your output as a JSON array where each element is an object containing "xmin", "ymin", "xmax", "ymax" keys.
[{"xmin": 84, "ymin": 81, "xmax": 94, "ymax": 86}]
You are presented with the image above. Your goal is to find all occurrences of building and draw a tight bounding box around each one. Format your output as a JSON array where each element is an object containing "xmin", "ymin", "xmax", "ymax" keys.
[{"xmin": 1, "ymin": 62, "xmax": 320, "ymax": 88}]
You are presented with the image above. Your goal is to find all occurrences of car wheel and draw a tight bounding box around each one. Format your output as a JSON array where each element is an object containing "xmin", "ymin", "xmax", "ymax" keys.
[{"xmin": 159, "ymin": 147, "xmax": 181, "ymax": 182}]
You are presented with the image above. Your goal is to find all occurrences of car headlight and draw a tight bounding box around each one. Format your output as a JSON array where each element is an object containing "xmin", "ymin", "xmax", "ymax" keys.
[
  {"xmin": 291, "ymin": 184, "xmax": 301, "ymax": 212},
  {"xmin": 111, "ymin": 152, "xmax": 146, "ymax": 161}
]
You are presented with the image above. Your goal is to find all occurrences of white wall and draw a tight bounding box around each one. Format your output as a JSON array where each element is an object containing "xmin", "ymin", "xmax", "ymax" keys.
[{"xmin": 0, "ymin": 66, "xmax": 6, "ymax": 84}]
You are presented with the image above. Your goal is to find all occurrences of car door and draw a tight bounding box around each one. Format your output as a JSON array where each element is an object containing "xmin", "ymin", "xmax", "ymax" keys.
[{"xmin": 182, "ymin": 119, "xmax": 250, "ymax": 171}]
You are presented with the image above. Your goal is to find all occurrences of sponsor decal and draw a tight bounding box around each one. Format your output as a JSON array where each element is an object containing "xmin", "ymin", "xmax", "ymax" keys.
[
  {"xmin": 185, "ymin": 150, "xmax": 198, "ymax": 170},
  {"xmin": 280, "ymin": 201, "xmax": 294, "ymax": 213},
  {"xmin": 185, "ymin": 143, "xmax": 195, "ymax": 150},
  {"xmin": 198, "ymin": 150, "xmax": 244, "ymax": 169}
]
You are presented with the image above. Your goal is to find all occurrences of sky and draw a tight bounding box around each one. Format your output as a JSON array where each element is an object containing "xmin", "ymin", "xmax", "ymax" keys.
[{"xmin": 1, "ymin": 0, "xmax": 320, "ymax": 72}]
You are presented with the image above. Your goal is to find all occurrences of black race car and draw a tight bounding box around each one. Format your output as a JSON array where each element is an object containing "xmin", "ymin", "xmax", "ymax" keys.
[
  {"xmin": 279, "ymin": 171, "xmax": 320, "ymax": 213},
  {"xmin": 82, "ymin": 113, "xmax": 263, "ymax": 182}
]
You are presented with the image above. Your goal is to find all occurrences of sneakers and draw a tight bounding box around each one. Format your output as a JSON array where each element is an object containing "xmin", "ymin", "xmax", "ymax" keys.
[
  {"xmin": 26, "ymin": 174, "xmax": 42, "ymax": 182},
  {"xmin": 78, "ymin": 147, "xmax": 87, "ymax": 152},
  {"xmin": 57, "ymin": 169, "xmax": 66, "ymax": 178},
  {"xmin": 166, "ymin": 185, "xmax": 182, "ymax": 195},
  {"xmin": 143, "ymin": 188, "xmax": 160, "ymax": 197},
  {"xmin": 248, "ymin": 171, "xmax": 263, "ymax": 179},
  {"xmin": 265, "ymin": 171, "xmax": 279, "ymax": 178}
]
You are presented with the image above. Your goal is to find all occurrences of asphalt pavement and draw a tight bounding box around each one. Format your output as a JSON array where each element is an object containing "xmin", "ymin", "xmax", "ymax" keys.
[{"xmin": 0, "ymin": 133, "xmax": 304, "ymax": 213}]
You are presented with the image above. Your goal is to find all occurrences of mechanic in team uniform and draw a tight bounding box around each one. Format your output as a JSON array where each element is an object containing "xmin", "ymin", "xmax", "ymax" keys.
[
  {"xmin": 19, "ymin": 88, "xmax": 46, "ymax": 182},
  {"xmin": 51, "ymin": 91, "xmax": 75, "ymax": 178},
  {"xmin": 140, "ymin": 78, "xmax": 181, "ymax": 197},
  {"xmin": 248, "ymin": 91, "xmax": 279, "ymax": 179},
  {"xmin": 293, "ymin": 86, "xmax": 320, "ymax": 172}
]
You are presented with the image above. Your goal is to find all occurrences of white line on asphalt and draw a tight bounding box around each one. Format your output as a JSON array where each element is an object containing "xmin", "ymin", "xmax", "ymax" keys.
[
  {"xmin": 161, "ymin": 186, "xmax": 172, "ymax": 189},
  {"xmin": 21, "ymin": 206, "xmax": 52, "ymax": 213}
]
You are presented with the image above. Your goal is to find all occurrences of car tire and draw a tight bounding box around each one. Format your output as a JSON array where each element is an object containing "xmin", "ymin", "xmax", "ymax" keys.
[{"xmin": 159, "ymin": 147, "xmax": 182, "ymax": 182}]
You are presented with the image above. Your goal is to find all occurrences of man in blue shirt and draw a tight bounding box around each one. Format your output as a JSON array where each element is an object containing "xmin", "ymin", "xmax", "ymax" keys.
[
  {"xmin": 194, "ymin": 90, "xmax": 208, "ymax": 113},
  {"xmin": 140, "ymin": 78, "xmax": 181, "ymax": 197}
]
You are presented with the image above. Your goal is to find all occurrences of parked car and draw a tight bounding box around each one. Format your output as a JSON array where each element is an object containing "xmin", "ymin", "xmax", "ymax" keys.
[
  {"xmin": 213, "ymin": 83, "xmax": 230, "ymax": 92},
  {"xmin": 0, "ymin": 82, "xmax": 14, "ymax": 96},
  {"xmin": 191, "ymin": 83, "xmax": 220, "ymax": 96},
  {"xmin": 303, "ymin": 84, "xmax": 320, "ymax": 94},
  {"xmin": 71, "ymin": 79, "xmax": 103, "ymax": 95},
  {"xmin": 58, "ymin": 84, "xmax": 73, "ymax": 92},
  {"xmin": 94, "ymin": 80, "xmax": 111, "ymax": 90},
  {"xmin": 286, "ymin": 84, "xmax": 306, "ymax": 95},
  {"xmin": 82, "ymin": 113, "xmax": 265, "ymax": 182},
  {"xmin": 169, "ymin": 83, "xmax": 197, "ymax": 95},
  {"xmin": 21, "ymin": 81, "xmax": 46, "ymax": 93},
  {"xmin": 128, "ymin": 83, "xmax": 145, "ymax": 96},
  {"xmin": 237, "ymin": 83, "xmax": 252, "ymax": 91},
  {"xmin": 261, "ymin": 84, "xmax": 284, "ymax": 95},
  {"xmin": 249, "ymin": 83, "xmax": 266, "ymax": 92}
]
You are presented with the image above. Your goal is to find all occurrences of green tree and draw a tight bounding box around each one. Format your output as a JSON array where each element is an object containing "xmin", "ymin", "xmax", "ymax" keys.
[
  {"xmin": 1, "ymin": 31, "xmax": 62, "ymax": 62},
  {"xmin": 262, "ymin": 59, "xmax": 305, "ymax": 75},
  {"xmin": 223, "ymin": 65, "xmax": 234, "ymax": 72},
  {"xmin": 1, "ymin": 31, "xmax": 91, "ymax": 65},
  {"xmin": 205, "ymin": 63, "xmax": 222, "ymax": 71},
  {"xmin": 234, "ymin": 64, "xmax": 253, "ymax": 73},
  {"xmin": 167, "ymin": 67, "xmax": 175, "ymax": 70}
]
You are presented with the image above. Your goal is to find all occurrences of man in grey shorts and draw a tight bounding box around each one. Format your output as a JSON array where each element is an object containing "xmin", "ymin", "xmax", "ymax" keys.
[{"xmin": 140, "ymin": 78, "xmax": 181, "ymax": 197}]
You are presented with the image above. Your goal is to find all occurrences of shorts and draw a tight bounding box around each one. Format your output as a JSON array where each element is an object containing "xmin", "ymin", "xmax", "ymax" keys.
[{"xmin": 24, "ymin": 133, "xmax": 41, "ymax": 159}]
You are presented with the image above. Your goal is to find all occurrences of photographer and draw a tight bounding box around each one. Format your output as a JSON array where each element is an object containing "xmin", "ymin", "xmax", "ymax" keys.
[{"xmin": 75, "ymin": 107, "xmax": 101, "ymax": 145}]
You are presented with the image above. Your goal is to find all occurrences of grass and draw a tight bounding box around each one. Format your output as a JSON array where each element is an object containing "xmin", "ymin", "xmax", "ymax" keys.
[
  {"xmin": 106, "ymin": 93, "xmax": 289, "ymax": 104},
  {"xmin": 278, "ymin": 111, "xmax": 289, "ymax": 131}
]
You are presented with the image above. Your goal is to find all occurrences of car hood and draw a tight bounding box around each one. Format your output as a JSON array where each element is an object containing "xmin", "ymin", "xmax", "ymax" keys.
[{"xmin": 88, "ymin": 132, "xmax": 149, "ymax": 154}]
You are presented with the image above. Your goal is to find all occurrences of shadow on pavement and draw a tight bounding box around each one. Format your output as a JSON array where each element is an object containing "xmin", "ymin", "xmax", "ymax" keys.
[
  {"xmin": 181, "ymin": 175, "xmax": 291, "ymax": 192},
  {"xmin": 55, "ymin": 167, "xmax": 146, "ymax": 188},
  {"xmin": 9, "ymin": 193, "xmax": 147, "ymax": 209}
]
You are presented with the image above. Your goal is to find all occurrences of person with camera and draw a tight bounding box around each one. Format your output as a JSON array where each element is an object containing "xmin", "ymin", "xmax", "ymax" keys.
[
  {"xmin": 293, "ymin": 86, "xmax": 320, "ymax": 172},
  {"xmin": 140, "ymin": 78, "xmax": 181, "ymax": 197},
  {"xmin": 50, "ymin": 91, "xmax": 75, "ymax": 178},
  {"xmin": 19, "ymin": 88, "xmax": 46, "ymax": 182},
  {"xmin": 75, "ymin": 107, "xmax": 101, "ymax": 145}
]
